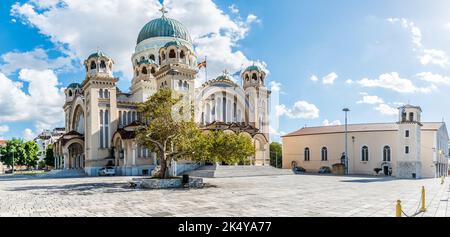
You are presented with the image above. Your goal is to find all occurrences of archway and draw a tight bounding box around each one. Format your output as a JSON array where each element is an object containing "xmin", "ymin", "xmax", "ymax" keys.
[
  {"xmin": 68, "ymin": 142, "xmax": 84, "ymax": 169},
  {"xmin": 72, "ymin": 105, "xmax": 85, "ymax": 135}
]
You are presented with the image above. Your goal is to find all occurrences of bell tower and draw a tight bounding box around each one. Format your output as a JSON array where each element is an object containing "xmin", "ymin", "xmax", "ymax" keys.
[
  {"xmin": 397, "ymin": 104, "xmax": 423, "ymax": 179},
  {"xmin": 81, "ymin": 50, "xmax": 119, "ymax": 175}
]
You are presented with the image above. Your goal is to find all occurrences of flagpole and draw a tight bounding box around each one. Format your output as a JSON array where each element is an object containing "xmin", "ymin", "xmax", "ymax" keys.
[{"xmin": 205, "ymin": 56, "xmax": 208, "ymax": 82}]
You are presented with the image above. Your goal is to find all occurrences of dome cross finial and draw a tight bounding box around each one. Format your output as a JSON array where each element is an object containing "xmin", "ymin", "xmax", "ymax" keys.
[{"xmin": 159, "ymin": 5, "xmax": 168, "ymax": 17}]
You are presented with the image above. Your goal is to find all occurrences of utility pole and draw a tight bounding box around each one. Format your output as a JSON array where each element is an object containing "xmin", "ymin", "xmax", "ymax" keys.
[{"xmin": 343, "ymin": 108, "xmax": 350, "ymax": 175}]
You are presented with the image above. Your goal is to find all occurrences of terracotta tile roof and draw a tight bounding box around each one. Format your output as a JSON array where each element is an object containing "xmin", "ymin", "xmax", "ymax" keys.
[{"xmin": 283, "ymin": 122, "xmax": 445, "ymax": 138}]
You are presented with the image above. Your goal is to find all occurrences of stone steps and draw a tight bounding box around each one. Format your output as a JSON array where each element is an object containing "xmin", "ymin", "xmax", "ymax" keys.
[
  {"xmin": 183, "ymin": 165, "xmax": 293, "ymax": 178},
  {"xmin": 36, "ymin": 169, "xmax": 87, "ymax": 179}
]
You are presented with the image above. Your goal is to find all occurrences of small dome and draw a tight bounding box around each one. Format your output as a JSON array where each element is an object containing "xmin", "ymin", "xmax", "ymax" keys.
[
  {"xmin": 164, "ymin": 41, "xmax": 184, "ymax": 48},
  {"xmin": 244, "ymin": 65, "xmax": 263, "ymax": 73},
  {"xmin": 87, "ymin": 50, "xmax": 111, "ymax": 60},
  {"xmin": 137, "ymin": 17, "xmax": 192, "ymax": 45},
  {"xmin": 67, "ymin": 83, "xmax": 81, "ymax": 89}
]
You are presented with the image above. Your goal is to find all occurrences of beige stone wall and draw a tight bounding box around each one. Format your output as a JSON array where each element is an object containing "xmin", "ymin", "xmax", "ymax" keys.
[
  {"xmin": 283, "ymin": 127, "xmax": 448, "ymax": 178},
  {"xmin": 283, "ymin": 131, "xmax": 398, "ymax": 176}
]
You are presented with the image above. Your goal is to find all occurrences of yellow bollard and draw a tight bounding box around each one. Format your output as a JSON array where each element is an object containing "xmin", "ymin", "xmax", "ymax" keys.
[
  {"xmin": 419, "ymin": 186, "xmax": 427, "ymax": 213},
  {"xmin": 396, "ymin": 200, "xmax": 402, "ymax": 217}
]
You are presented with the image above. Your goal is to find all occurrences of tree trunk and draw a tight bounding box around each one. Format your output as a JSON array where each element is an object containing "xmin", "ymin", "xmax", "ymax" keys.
[{"xmin": 159, "ymin": 152, "xmax": 170, "ymax": 179}]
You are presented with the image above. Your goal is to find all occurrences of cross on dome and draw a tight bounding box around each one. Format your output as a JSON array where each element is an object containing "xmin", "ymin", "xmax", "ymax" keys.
[{"xmin": 159, "ymin": 6, "xmax": 168, "ymax": 17}]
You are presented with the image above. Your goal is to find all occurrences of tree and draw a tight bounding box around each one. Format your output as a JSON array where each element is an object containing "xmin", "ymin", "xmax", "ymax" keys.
[
  {"xmin": 270, "ymin": 142, "xmax": 282, "ymax": 168},
  {"xmin": 44, "ymin": 144, "xmax": 55, "ymax": 167},
  {"xmin": 0, "ymin": 139, "xmax": 26, "ymax": 168},
  {"xmin": 136, "ymin": 88, "xmax": 255, "ymax": 179},
  {"xmin": 0, "ymin": 139, "xmax": 40, "ymax": 169},
  {"xmin": 24, "ymin": 141, "xmax": 39, "ymax": 168}
]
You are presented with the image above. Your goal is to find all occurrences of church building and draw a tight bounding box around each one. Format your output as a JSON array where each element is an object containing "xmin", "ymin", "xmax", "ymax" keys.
[
  {"xmin": 52, "ymin": 9, "xmax": 270, "ymax": 176},
  {"xmin": 282, "ymin": 105, "xmax": 449, "ymax": 179}
]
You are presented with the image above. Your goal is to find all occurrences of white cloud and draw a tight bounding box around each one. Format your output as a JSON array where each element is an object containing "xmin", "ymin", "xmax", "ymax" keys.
[
  {"xmin": 357, "ymin": 72, "xmax": 435, "ymax": 93},
  {"xmin": 374, "ymin": 104, "xmax": 398, "ymax": 116},
  {"xmin": 11, "ymin": 0, "xmax": 263, "ymax": 80},
  {"xmin": 322, "ymin": 72, "xmax": 338, "ymax": 85},
  {"xmin": 0, "ymin": 125, "xmax": 9, "ymax": 134},
  {"xmin": 420, "ymin": 49, "xmax": 449, "ymax": 67},
  {"xmin": 417, "ymin": 72, "xmax": 450, "ymax": 86},
  {"xmin": 229, "ymin": 4, "xmax": 239, "ymax": 14},
  {"xmin": 0, "ymin": 70, "xmax": 65, "ymax": 132},
  {"xmin": 310, "ymin": 75, "xmax": 319, "ymax": 82},
  {"xmin": 357, "ymin": 94, "xmax": 384, "ymax": 105},
  {"xmin": 276, "ymin": 101, "xmax": 319, "ymax": 119},
  {"xmin": 323, "ymin": 119, "xmax": 341, "ymax": 126},
  {"xmin": 345, "ymin": 79, "xmax": 353, "ymax": 84},
  {"xmin": 388, "ymin": 18, "xmax": 449, "ymax": 68},
  {"xmin": 269, "ymin": 81, "xmax": 282, "ymax": 92},
  {"xmin": 0, "ymin": 48, "xmax": 73, "ymax": 75},
  {"xmin": 387, "ymin": 18, "xmax": 422, "ymax": 48},
  {"xmin": 22, "ymin": 128, "xmax": 36, "ymax": 141}
]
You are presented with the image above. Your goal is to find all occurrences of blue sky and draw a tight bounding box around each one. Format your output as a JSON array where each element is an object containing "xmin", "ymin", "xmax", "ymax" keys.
[{"xmin": 1, "ymin": 0, "xmax": 450, "ymax": 142}]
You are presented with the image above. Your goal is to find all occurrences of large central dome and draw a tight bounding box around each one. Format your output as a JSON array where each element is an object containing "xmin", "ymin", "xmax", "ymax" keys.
[{"xmin": 136, "ymin": 16, "xmax": 192, "ymax": 45}]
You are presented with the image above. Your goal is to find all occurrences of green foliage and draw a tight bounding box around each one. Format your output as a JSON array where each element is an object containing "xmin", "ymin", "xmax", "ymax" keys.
[
  {"xmin": 0, "ymin": 139, "xmax": 40, "ymax": 168},
  {"xmin": 207, "ymin": 131, "xmax": 255, "ymax": 165},
  {"xmin": 136, "ymin": 88, "xmax": 256, "ymax": 179},
  {"xmin": 45, "ymin": 144, "xmax": 55, "ymax": 167},
  {"xmin": 270, "ymin": 142, "xmax": 282, "ymax": 168},
  {"xmin": 24, "ymin": 141, "xmax": 39, "ymax": 167}
]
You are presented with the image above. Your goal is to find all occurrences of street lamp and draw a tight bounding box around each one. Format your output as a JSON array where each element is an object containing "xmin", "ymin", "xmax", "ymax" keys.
[{"xmin": 343, "ymin": 108, "xmax": 350, "ymax": 175}]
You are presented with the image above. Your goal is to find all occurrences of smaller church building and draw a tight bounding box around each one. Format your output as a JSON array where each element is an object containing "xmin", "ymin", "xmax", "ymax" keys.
[{"xmin": 282, "ymin": 105, "xmax": 449, "ymax": 179}]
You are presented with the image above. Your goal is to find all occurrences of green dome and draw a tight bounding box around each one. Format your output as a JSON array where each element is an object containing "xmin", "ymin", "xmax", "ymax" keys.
[
  {"xmin": 244, "ymin": 65, "xmax": 262, "ymax": 73},
  {"xmin": 87, "ymin": 50, "xmax": 110, "ymax": 60},
  {"xmin": 67, "ymin": 83, "xmax": 81, "ymax": 89},
  {"xmin": 137, "ymin": 17, "xmax": 192, "ymax": 45},
  {"xmin": 164, "ymin": 41, "xmax": 183, "ymax": 48},
  {"xmin": 137, "ymin": 58, "xmax": 156, "ymax": 65}
]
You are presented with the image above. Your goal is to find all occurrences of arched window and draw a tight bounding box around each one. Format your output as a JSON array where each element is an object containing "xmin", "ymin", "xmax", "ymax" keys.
[
  {"xmin": 151, "ymin": 67, "xmax": 156, "ymax": 74},
  {"xmin": 141, "ymin": 67, "xmax": 148, "ymax": 75},
  {"xmin": 140, "ymin": 56, "xmax": 145, "ymax": 61},
  {"xmin": 99, "ymin": 89, "xmax": 103, "ymax": 98},
  {"xmin": 252, "ymin": 73, "xmax": 257, "ymax": 81},
  {"xmin": 104, "ymin": 89, "xmax": 109, "ymax": 99},
  {"xmin": 68, "ymin": 90, "xmax": 73, "ymax": 97},
  {"xmin": 383, "ymin": 146, "xmax": 391, "ymax": 162},
  {"xmin": 169, "ymin": 49, "xmax": 176, "ymax": 58},
  {"xmin": 149, "ymin": 54, "xmax": 155, "ymax": 61},
  {"xmin": 361, "ymin": 146, "xmax": 369, "ymax": 161},
  {"xmin": 100, "ymin": 60, "xmax": 106, "ymax": 69},
  {"xmin": 409, "ymin": 112, "xmax": 414, "ymax": 122},
  {"xmin": 90, "ymin": 61, "xmax": 96, "ymax": 70},
  {"xmin": 161, "ymin": 52, "xmax": 166, "ymax": 61},
  {"xmin": 183, "ymin": 81, "xmax": 188, "ymax": 90},
  {"xmin": 304, "ymin": 148, "xmax": 310, "ymax": 161},
  {"xmin": 180, "ymin": 50, "xmax": 185, "ymax": 59},
  {"xmin": 321, "ymin": 147, "xmax": 328, "ymax": 161}
]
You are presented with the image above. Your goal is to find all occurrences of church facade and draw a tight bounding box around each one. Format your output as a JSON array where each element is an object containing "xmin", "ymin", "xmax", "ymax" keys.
[
  {"xmin": 52, "ymin": 12, "xmax": 270, "ymax": 176},
  {"xmin": 282, "ymin": 105, "xmax": 449, "ymax": 179}
]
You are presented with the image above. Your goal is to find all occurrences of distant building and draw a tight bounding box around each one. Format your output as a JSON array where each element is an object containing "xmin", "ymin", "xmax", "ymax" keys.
[
  {"xmin": 34, "ymin": 128, "xmax": 65, "ymax": 165},
  {"xmin": 282, "ymin": 105, "xmax": 449, "ymax": 179}
]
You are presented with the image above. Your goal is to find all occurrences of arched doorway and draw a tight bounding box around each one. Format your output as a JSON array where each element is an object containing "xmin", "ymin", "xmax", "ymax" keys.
[{"xmin": 68, "ymin": 142, "xmax": 84, "ymax": 169}]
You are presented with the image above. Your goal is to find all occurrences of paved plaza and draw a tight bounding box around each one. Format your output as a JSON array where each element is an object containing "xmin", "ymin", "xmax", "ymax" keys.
[{"xmin": 0, "ymin": 174, "xmax": 448, "ymax": 217}]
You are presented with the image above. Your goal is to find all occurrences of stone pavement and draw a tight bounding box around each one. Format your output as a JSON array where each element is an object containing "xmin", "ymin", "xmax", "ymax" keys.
[{"xmin": 0, "ymin": 174, "xmax": 448, "ymax": 217}]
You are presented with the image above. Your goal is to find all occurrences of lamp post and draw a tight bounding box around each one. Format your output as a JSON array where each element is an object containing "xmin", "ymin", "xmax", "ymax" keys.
[{"xmin": 343, "ymin": 108, "xmax": 350, "ymax": 175}]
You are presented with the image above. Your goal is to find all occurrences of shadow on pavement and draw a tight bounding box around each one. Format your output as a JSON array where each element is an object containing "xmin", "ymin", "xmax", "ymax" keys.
[{"xmin": 6, "ymin": 182, "xmax": 136, "ymax": 195}]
